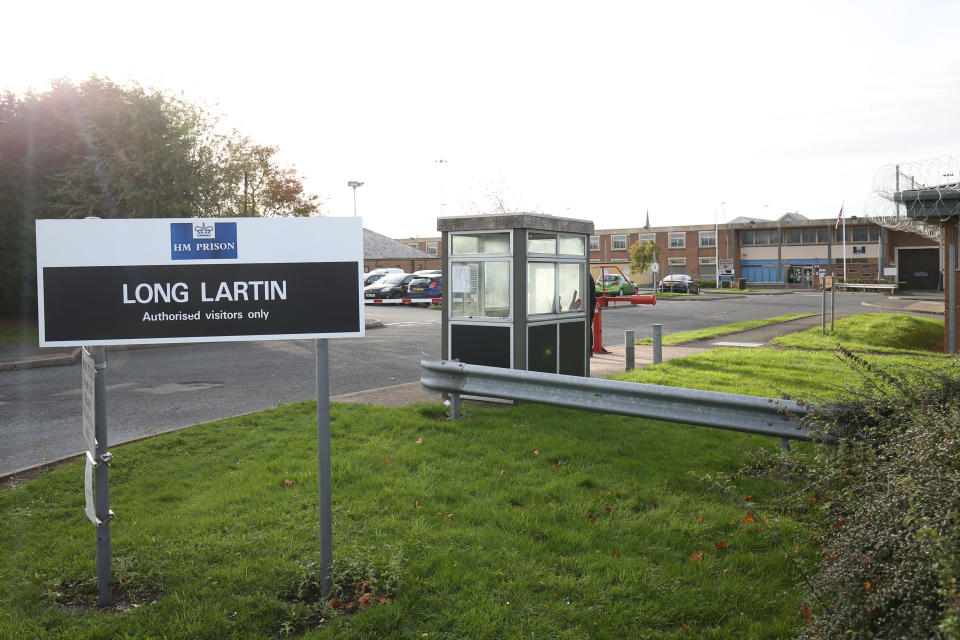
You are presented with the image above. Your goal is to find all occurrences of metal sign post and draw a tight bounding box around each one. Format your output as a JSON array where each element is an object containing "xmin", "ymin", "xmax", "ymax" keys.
[
  {"xmin": 315, "ymin": 339, "xmax": 333, "ymax": 597},
  {"xmin": 82, "ymin": 346, "xmax": 113, "ymax": 607}
]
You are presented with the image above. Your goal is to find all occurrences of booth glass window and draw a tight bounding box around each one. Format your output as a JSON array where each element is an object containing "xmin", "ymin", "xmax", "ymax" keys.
[
  {"xmin": 451, "ymin": 232, "xmax": 510, "ymax": 255},
  {"xmin": 558, "ymin": 235, "xmax": 586, "ymax": 256},
  {"xmin": 589, "ymin": 235, "xmax": 599, "ymax": 251},
  {"xmin": 527, "ymin": 262, "xmax": 584, "ymax": 316},
  {"xmin": 528, "ymin": 232, "xmax": 557, "ymax": 255},
  {"xmin": 450, "ymin": 261, "xmax": 511, "ymax": 318},
  {"xmin": 528, "ymin": 263, "xmax": 556, "ymax": 314}
]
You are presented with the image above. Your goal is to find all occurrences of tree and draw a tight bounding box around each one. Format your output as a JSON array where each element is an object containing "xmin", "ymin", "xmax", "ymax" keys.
[
  {"xmin": 0, "ymin": 77, "xmax": 321, "ymax": 317},
  {"xmin": 629, "ymin": 240, "xmax": 661, "ymax": 275}
]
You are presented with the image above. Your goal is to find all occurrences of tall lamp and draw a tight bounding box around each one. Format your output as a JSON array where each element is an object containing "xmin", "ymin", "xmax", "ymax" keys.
[{"xmin": 347, "ymin": 181, "xmax": 364, "ymax": 217}]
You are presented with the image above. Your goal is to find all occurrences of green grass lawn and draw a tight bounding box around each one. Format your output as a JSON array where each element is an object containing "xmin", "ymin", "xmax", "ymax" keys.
[
  {"xmin": 0, "ymin": 327, "xmax": 38, "ymax": 342},
  {"xmin": 0, "ymin": 312, "xmax": 947, "ymax": 639},
  {"xmin": 635, "ymin": 314, "xmax": 815, "ymax": 346},
  {"xmin": 771, "ymin": 312, "xmax": 945, "ymax": 355}
]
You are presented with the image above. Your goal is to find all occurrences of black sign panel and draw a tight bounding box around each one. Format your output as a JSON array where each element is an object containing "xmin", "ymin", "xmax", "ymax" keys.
[{"xmin": 42, "ymin": 262, "xmax": 360, "ymax": 343}]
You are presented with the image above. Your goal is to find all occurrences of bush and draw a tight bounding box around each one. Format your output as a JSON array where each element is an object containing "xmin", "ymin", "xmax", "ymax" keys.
[{"xmin": 791, "ymin": 352, "xmax": 960, "ymax": 639}]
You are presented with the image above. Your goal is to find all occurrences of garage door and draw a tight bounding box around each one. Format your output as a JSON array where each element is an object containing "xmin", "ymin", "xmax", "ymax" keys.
[{"xmin": 898, "ymin": 248, "xmax": 939, "ymax": 290}]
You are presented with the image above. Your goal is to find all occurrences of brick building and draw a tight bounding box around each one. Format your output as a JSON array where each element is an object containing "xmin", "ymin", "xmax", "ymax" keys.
[{"xmin": 391, "ymin": 213, "xmax": 939, "ymax": 289}]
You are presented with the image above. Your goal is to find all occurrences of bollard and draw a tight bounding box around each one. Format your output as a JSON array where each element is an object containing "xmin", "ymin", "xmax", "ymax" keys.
[
  {"xmin": 625, "ymin": 330, "xmax": 635, "ymax": 370},
  {"xmin": 653, "ymin": 324, "xmax": 662, "ymax": 364}
]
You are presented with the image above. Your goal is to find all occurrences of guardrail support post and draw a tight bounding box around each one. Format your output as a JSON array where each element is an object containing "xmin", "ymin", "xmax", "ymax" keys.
[
  {"xmin": 625, "ymin": 330, "xmax": 635, "ymax": 370},
  {"xmin": 451, "ymin": 392, "xmax": 461, "ymax": 420},
  {"xmin": 652, "ymin": 324, "xmax": 662, "ymax": 364},
  {"xmin": 781, "ymin": 437, "xmax": 791, "ymax": 472}
]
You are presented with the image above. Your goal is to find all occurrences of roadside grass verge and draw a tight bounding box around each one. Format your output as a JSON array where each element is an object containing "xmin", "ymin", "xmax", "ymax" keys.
[
  {"xmin": 635, "ymin": 314, "xmax": 815, "ymax": 346},
  {"xmin": 610, "ymin": 347, "xmax": 951, "ymax": 398},
  {"xmin": 771, "ymin": 312, "xmax": 945, "ymax": 354},
  {"xmin": 0, "ymin": 327, "xmax": 38, "ymax": 342},
  {"xmin": 2, "ymin": 403, "xmax": 817, "ymax": 638}
]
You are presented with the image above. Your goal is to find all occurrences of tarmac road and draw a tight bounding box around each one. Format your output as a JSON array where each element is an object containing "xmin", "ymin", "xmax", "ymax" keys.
[{"xmin": 0, "ymin": 291, "xmax": 943, "ymax": 477}]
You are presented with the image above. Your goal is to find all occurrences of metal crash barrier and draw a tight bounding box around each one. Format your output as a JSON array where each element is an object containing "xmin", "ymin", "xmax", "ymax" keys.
[{"xmin": 421, "ymin": 356, "xmax": 832, "ymax": 443}]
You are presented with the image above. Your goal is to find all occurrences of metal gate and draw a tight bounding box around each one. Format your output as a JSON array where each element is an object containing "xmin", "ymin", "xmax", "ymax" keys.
[{"xmin": 898, "ymin": 248, "xmax": 939, "ymax": 290}]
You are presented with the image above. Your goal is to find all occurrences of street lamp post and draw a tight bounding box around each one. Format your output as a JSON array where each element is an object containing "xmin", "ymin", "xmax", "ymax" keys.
[{"xmin": 347, "ymin": 181, "xmax": 364, "ymax": 217}]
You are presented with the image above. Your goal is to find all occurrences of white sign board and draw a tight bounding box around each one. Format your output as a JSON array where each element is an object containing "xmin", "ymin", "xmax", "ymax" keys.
[
  {"xmin": 884, "ymin": 267, "xmax": 898, "ymax": 276},
  {"xmin": 651, "ymin": 262, "xmax": 659, "ymax": 273},
  {"xmin": 36, "ymin": 217, "xmax": 365, "ymax": 346}
]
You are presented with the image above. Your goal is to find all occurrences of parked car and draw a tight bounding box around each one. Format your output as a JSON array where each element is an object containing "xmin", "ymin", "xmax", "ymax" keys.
[
  {"xmin": 364, "ymin": 273, "xmax": 415, "ymax": 299},
  {"xmin": 407, "ymin": 274, "xmax": 442, "ymax": 302},
  {"xmin": 595, "ymin": 274, "xmax": 638, "ymax": 296},
  {"xmin": 363, "ymin": 268, "xmax": 404, "ymax": 287},
  {"xmin": 658, "ymin": 274, "xmax": 700, "ymax": 294}
]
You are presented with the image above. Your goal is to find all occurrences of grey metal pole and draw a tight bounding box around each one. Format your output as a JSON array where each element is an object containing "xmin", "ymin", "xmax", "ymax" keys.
[
  {"xmin": 950, "ymin": 243, "xmax": 956, "ymax": 355},
  {"xmin": 821, "ymin": 281, "xmax": 826, "ymax": 334},
  {"xmin": 92, "ymin": 346, "xmax": 112, "ymax": 608},
  {"xmin": 652, "ymin": 324, "xmax": 662, "ymax": 364},
  {"xmin": 831, "ymin": 281, "xmax": 835, "ymax": 332},
  {"xmin": 315, "ymin": 339, "xmax": 333, "ymax": 598},
  {"xmin": 625, "ymin": 330, "xmax": 635, "ymax": 370}
]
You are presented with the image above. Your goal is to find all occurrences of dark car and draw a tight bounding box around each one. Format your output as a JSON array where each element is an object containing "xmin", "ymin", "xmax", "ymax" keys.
[
  {"xmin": 407, "ymin": 275, "xmax": 442, "ymax": 302},
  {"xmin": 363, "ymin": 274, "xmax": 414, "ymax": 299},
  {"xmin": 658, "ymin": 274, "xmax": 700, "ymax": 294}
]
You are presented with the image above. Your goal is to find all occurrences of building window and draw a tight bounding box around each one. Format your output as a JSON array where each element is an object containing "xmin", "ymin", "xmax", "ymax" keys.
[
  {"xmin": 817, "ymin": 228, "xmax": 831, "ymax": 243},
  {"xmin": 699, "ymin": 231, "xmax": 716, "ymax": 248},
  {"xmin": 669, "ymin": 232, "xmax": 685, "ymax": 248},
  {"xmin": 802, "ymin": 229, "xmax": 816, "ymax": 244},
  {"xmin": 427, "ymin": 242, "xmax": 438, "ymax": 255},
  {"xmin": 700, "ymin": 257, "xmax": 717, "ymax": 279},
  {"xmin": 612, "ymin": 235, "xmax": 627, "ymax": 250},
  {"xmin": 869, "ymin": 226, "xmax": 881, "ymax": 242},
  {"xmin": 668, "ymin": 257, "xmax": 686, "ymax": 274},
  {"xmin": 853, "ymin": 226, "xmax": 868, "ymax": 242},
  {"xmin": 740, "ymin": 231, "xmax": 754, "ymax": 245},
  {"xmin": 786, "ymin": 229, "xmax": 801, "ymax": 244},
  {"xmin": 638, "ymin": 233, "xmax": 655, "ymax": 243},
  {"xmin": 589, "ymin": 236, "xmax": 599, "ymax": 251}
]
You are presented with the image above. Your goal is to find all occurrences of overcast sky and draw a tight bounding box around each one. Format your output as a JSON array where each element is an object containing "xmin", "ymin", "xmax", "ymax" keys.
[{"xmin": 6, "ymin": 0, "xmax": 960, "ymax": 237}]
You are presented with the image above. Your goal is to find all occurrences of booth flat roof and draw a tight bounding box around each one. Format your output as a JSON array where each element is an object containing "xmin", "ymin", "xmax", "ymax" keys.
[{"xmin": 437, "ymin": 212, "xmax": 594, "ymax": 234}]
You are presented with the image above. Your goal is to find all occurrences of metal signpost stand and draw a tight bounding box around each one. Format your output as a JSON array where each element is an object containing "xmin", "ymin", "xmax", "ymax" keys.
[
  {"xmin": 82, "ymin": 346, "xmax": 113, "ymax": 607},
  {"xmin": 315, "ymin": 339, "xmax": 333, "ymax": 597}
]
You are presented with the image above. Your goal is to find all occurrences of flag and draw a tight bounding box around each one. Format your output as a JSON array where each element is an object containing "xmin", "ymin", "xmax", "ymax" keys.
[{"xmin": 835, "ymin": 203, "xmax": 844, "ymax": 229}]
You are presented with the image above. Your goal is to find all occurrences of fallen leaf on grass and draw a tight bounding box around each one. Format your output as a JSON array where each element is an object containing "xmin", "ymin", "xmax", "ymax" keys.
[
  {"xmin": 744, "ymin": 512, "xmax": 755, "ymax": 524},
  {"xmin": 329, "ymin": 598, "xmax": 342, "ymax": 608},
  {"xmin": 588, "ymin": 513, "xmax": 597, "ymax": 522},
  {"xmin": 714, "ymin": 541, "xmax": 728, "ymax": 550},
  {"xmin": 533, "ymin": 449, "xmax": 540, "ymax": 456},
  {"xmin": 283, "ymin": 478, "xmax": 294, "ymax": 487},
  {"xmin": 415, "ymin": 438, "xmax": 423, "ymax": 445},
  {"xmin": 415, "ymin": 500, "xmax": 423, "ymax": 509},
  {"xmin": 690, "ymin": 551, "xmax": 704, "ymax": 563},
  {"xmin": 604, "ymin": 505, "xmax": 612, "ymax": 512},
  {"xmin": 799, "ymin": 604, "xmax": 812, "ymax": 619},
  {"xmin": 610, "ymin": 550, "xmax": 620, "ymax": 557}
]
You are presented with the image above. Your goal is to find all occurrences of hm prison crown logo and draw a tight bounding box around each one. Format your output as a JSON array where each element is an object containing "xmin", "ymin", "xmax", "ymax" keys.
[
  {"xmin": 193, "ymin": 222, "xmax": 215, "ymax": 239},
  {"xmin": 171, "ymin": 221, "xmax": 238, "ymax": 260}
]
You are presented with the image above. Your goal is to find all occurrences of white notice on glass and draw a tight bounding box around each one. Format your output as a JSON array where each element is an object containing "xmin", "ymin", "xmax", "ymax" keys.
[{"xmin": 452, "ymin": 265, "xmax": 472, "ymax": 293}]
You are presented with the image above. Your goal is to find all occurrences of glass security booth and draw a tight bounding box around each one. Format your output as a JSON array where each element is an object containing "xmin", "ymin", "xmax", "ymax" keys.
[{"xmin": 438, "ymin": 213, "xmax": 594, "ymax": 376}]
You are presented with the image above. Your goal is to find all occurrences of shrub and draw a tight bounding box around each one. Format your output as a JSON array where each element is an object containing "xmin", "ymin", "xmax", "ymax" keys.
[{"xmin": 791, "ymin": 352, "xmax": 960, "ymax": 639}]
